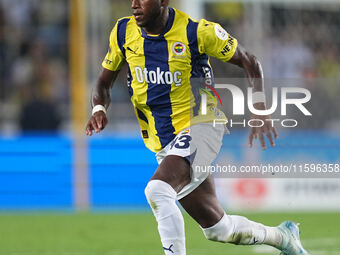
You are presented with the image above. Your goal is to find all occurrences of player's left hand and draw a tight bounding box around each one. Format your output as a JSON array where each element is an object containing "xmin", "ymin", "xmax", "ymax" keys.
[{"xmin": 248, "ymin": 106, "xmax": 278, "ymax": 150}]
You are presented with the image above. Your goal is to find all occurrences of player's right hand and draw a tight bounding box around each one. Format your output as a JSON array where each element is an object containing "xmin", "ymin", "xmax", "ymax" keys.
[
  {"xmin": 85, "ymin": 111, "xmax": 108, "ymax": 136},
  {"xmin": 248, "ymin": 113, "xmax": 278, "ymax": 150}
]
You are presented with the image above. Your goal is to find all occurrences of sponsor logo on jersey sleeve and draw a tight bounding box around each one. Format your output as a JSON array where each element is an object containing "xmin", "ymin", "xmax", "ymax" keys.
[
  {"xmin": 104, "ymin": 59, "xmax": 113, "ymax": 65},
  {"xmin": 214, "ymin": 24, "xmax": 229, "ymax": 41},
  {"xmin": 220, "ymin": 36, "xmax": 235, "ymax": 56}
]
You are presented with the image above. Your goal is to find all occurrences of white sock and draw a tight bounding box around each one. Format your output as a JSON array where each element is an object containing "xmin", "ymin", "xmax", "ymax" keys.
[
  {"xmin": 145, "ymin": 180, "xmax": 186, "ymax": 255},
  {"xmin": 203, "ymin": 214, "xmax": 282, "ymax": 249},
  {"xmin": 263, "ymin": 226, "xmax": 283, "ymax": 249},
  {"xmin": 228, "ymin": 215, "xmax": 267, "ymax": 245}
]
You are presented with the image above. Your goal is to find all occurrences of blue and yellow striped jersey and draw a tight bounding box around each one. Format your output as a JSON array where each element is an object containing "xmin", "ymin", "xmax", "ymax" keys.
[{"xmin": 103, "ymin": 7, "xmax": 238, "ymax": 152}]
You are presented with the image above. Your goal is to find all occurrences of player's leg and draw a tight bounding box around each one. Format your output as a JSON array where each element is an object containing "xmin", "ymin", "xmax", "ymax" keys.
[
  {"xmin": 145, "ymin": 155, "xmax": 191, "ymax": 255},
  {"xmin": 179, "ymin": 175, "xmax": 283, "ymax": 249}
]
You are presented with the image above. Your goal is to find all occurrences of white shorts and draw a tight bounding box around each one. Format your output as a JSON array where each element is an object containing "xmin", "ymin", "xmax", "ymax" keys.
[{"xmin": 156, "ymin": 123, "xmax": 226, "ymax": 200}]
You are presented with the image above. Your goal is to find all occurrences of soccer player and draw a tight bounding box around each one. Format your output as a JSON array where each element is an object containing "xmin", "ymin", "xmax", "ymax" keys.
[{"xmin": 85, "ymin": 0, "xmax": 310, "ymax": 254}]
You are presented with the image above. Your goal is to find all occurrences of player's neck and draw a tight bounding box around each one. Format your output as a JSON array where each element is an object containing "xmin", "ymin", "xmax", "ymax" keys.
[{"xmin": 143, "ymin": 7, "xmax": 169, "ymax": 35}]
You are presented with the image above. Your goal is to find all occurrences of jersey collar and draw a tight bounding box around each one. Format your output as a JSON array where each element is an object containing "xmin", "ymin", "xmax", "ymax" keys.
[{"xmin": 141, "ymin": 7, "xmax": 175, "ymax": 40}]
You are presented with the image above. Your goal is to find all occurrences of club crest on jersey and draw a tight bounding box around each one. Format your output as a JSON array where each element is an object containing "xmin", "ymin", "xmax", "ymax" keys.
[
  {"xmin": 215, "ymin": 24, "xmax": 229, "ymax": 41},
  {"xmin": 172, "ymin": 42, "xmax": 186, "ymax": 56}
]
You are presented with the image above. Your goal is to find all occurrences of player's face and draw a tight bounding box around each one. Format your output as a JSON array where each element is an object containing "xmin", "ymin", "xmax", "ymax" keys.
[{"xmin": 132, "ymin": 0, "xmax": 163, "ymax": 28}]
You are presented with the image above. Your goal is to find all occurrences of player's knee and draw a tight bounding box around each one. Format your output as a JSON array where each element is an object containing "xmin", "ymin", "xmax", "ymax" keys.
[
  {"xmin": 144, "ymin": 180, "xmax": 177, "ymax": 210},
  {"xmin": 202, "ymin": 214, "xmax": 233, "ymax": 243}
]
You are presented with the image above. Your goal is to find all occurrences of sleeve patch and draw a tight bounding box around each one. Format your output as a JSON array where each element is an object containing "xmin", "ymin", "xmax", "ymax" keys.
[{"xmin": 214, "ymin": 24, "xmax": 229, "ymax": 41}]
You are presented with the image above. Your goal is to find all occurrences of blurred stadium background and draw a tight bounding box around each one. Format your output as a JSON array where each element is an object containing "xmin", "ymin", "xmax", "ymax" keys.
[{"xmin": 0, "ymin": 0, "xmax": 340, "ymax": 254}]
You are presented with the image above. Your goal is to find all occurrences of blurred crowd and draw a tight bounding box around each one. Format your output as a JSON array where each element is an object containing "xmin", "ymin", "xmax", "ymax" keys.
[
  {"xmin": 206, "ymin": 3, "xmax": 340, "ymax": 80},
  {"xmin": 0, "ymin": 1, "xmax": 339, "ymax": 133},
  {"xmin": 0, "ymin": 0, "xmax": 68, "ymax": 133},
  {"xmin": 206, "ymin": 3, "xmax": 340, "ymax": 129}
]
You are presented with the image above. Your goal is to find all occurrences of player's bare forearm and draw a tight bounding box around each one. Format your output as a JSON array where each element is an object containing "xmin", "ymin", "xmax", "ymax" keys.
[
  {"xmin": 229, "ymin": 44, "xmax": 264, "ymax": 94},
  {"xmin": 92, "ymin": 68, "xmax": 118, "ymax": 108},
  {"xmin": 86, "ymin": 68, "xmax": 118, "ymax": 136},
  {"xmin": 229, "ymin": 44, "xmax": 278, "ymax": 149}
]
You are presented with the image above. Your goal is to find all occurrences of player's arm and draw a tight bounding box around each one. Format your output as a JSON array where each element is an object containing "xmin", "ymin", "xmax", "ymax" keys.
[
  {"xmin": 197, "ymin": 19, "xmax": 277, "ymax": 149},
  {"xmin": 229, "ymin": 45, "xmax": 278, "ymax": 150},
  {"xmin": 228, "ymin": 44, "xmax": 264, "ymax": 94},
  {"xmin": 86, "ymin": 20, "xmax": 126, "ymax": 136},
  {"xmin": 85, "ymin": 68, "xmax": 119, "ymax": 136}
]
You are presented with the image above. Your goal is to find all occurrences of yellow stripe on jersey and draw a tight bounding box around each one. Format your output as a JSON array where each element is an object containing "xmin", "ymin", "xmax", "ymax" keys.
[
  {"xmin": 125, "ymin": 19, "xmax": 163, "ymax": 151},
  {"xmin": 165, "ymin": 10, "xmax": 191, "ymax": 137},
  {"xmin": 102, "ymin": 8, "xmax": 238, "ymax": 152}
]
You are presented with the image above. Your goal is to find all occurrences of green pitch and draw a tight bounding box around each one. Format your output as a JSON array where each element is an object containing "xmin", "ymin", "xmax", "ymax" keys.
[{"xmin": 0, "ymin": 212, "xmax": 339, "ymax": 255}]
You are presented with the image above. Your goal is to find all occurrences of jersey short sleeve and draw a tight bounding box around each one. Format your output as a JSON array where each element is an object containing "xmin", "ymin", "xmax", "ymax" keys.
[
  {"xmin": 197, "ymin": 19, "xmax": 238, "ymax": 62},
  {"xmin": 102, "ymin": 21, "xmax": 125, "ymax": 71}
]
